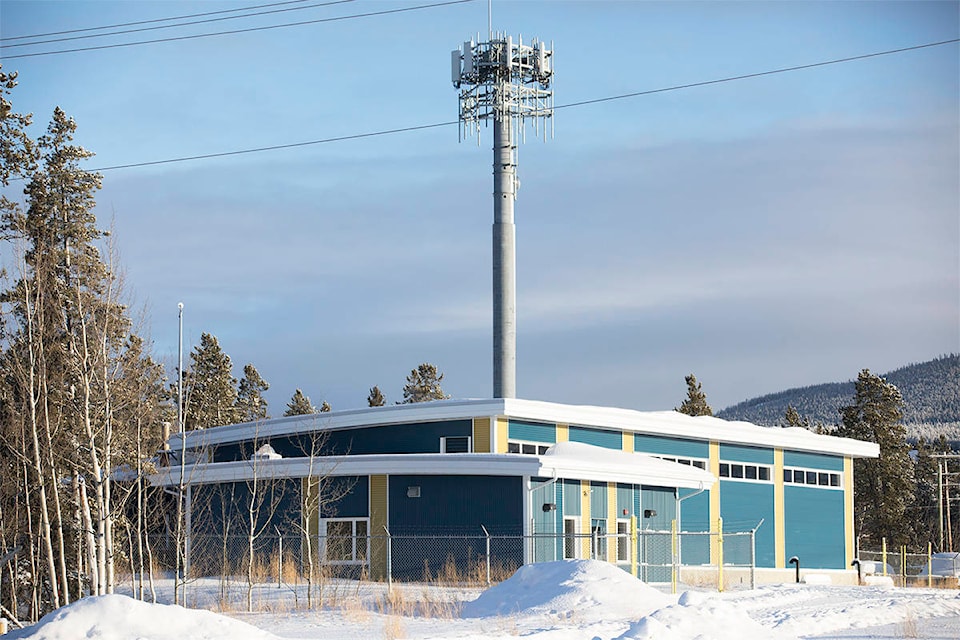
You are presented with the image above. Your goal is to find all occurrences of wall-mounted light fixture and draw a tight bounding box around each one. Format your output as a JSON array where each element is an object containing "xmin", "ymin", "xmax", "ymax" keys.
[
  {"xmin": 643, "ymin": 509, "xmax": 657, "ymax": 518},
  {"xmin": 407, "ymin": 486, "xmax": 421, "ymax": 498},
  {"xmin": 542, "ymin": 503, "xmax": 557, "ymax": 512}
]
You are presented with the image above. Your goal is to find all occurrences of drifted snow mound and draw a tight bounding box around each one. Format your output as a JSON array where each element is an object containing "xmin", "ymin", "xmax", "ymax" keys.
[
  {"xmin": 8, "ymin": 594, "xmax": 277, "ymax": 640},
  {"xmin": 462, "ymin": 559, "xmax": 672, "ymax": 620},
  {"xmin": 614, "ymin": 590, "xmax": 798, "ymax": 640}
]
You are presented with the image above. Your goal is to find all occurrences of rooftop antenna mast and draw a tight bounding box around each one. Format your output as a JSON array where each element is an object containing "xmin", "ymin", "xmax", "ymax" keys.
[{"xmin": 451, "ymin": 26, "xmax": 553, "ymax": 399}]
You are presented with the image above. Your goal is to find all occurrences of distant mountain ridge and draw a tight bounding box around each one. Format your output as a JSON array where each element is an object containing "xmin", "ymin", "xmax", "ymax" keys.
[{"xmin": 718, "ymin": 354, "xmax": 960, "ymax": 443}]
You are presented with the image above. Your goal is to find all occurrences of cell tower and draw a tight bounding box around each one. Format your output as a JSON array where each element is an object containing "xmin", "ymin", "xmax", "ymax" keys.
[{"xmin": 451, "ymin": 34, "xmax": 554, "ymax": 399}]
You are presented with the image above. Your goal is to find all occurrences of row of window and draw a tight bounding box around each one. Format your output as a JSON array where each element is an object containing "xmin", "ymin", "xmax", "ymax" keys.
[
  {"xmin": 655, "ymin": 456, "xmax": 707, "ymax": 470},
  {"xmin": 784, "ymin": 467, "xmax": 842, "ymax": 488},
  {"xmin": 508, "ymin": 439, "xmax": 551, "ymax": 455},
  {"xmin": 719, "ymin": 462, "xmax": 772, "ymax": 482}
]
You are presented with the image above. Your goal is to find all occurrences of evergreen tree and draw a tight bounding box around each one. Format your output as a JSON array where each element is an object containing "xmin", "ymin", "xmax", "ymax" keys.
[
  {"xmin": 284, "ymin": 389, "xmax": 317, "ymax": 416},
  {"xmin": 836, "ymin": 369, "xmax": 914, "ymax": 547},
  {"xmin": 320, "ymin": 401, "xmax": 331, "ymax": 413},
  {"xmin": 236, "ymin": 363, "xmax": 269, "ymax": 422},
  {"xmin": 401, "ymin": 363, "xmax": 450, "ymax": 404},
  {"xmin": 367, "ymin": 385, "xmax": 385, "ymax": 407},
  {"xmin": 184, "ymin": 333, "xmax": 240, "ymax": 430},
  {"xmin": 676, "ymin": 374, "xmax": 713, "ymax": 416}
]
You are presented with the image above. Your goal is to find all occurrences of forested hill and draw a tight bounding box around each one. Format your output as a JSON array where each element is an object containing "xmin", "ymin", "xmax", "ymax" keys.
[{"xmin": 717, "ymin": 355, "xmax": 960, "ymax": 441}]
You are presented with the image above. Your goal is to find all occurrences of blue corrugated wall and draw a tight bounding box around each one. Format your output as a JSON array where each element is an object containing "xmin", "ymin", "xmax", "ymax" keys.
[
  {"xmin": 785, "ymin": 485, "xmax": 845, "ymax": 568},
  {"xmin": 570, "ymin": 426, "xmax": 621, "ymax": 450},
  {"xmin": 719, "ymin": 480, "xmax": 775, "ymax": 566},
  {"xmin": 509, "ymin": 420, "xmax": 557, "ymax": 443}
]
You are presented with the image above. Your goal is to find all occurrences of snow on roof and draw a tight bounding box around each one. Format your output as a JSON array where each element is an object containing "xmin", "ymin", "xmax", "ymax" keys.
[{"xmin": 166, "ymin": 397, "xmax": 878, "ymax": 459}]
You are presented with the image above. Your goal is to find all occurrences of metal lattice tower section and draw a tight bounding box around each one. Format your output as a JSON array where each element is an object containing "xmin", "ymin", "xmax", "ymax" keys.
[{"xmin": 452, "ymin": 35, "xmax": 553, "ymax": 399}]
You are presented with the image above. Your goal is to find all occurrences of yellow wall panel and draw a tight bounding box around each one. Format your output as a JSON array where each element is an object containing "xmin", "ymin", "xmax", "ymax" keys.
[
  {"xmin": 622, "ymin": 431, "xmax": 634, "ymax": 453},
  {"xmin": 774, "ymin": 449, "xmax": 785, "ymax": 568},
  {"xmin": 709, "ymin": 441, "xmax": 721, "ymax": 563},
  {"xmin": 580, "ymin": 480, "xmax": 591, "ymax": 559},
  {"xmin": 844, "ymin": 457, "xmax": 854, "ymax": 566},
  {"xmin": 607, "ymin": 482, "xmax": 618, "ymax": 562},
  {"xmin": 556, "ymin": 423, "xmax": 569, "ymax": 442},
  {"xmin": 472, "ymin": 417, "xmax": 491, "ymax": 453},
  {"xmin": 369, "ymin": 474, "xmax": 388, "ymax": 580},
  {"xmin": 495, "ymin": 417, "xmax": 509, "ymax": 453}
]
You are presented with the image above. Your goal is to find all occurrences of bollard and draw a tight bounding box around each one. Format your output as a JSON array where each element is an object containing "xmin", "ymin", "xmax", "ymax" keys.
[
  {"xmin": 851, "ymin": 559, "xmax": 862, "ymax": 585},
  {"xmin": 0, "ymin": 617, "xmax": 7, "ymax": 635}
]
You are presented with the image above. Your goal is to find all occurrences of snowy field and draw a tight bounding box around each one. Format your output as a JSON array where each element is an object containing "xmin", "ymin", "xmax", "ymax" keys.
[{"xmin": 7, "ymin": 560, "xmax": 960, "ymax": 639}]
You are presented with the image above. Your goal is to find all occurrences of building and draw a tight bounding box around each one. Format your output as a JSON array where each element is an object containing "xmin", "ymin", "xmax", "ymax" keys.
[{"xmin": 153, "ymin": 398, "xmax": 879, "ymax": 582}]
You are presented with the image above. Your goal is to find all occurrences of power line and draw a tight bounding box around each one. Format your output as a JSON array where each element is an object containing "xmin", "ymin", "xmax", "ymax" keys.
[
  {"xmin": 1, "ymin": 0, "xmax": 314, "ymax": 42},
  {"xmin": 553, "ymin": 38, "xmax": 960, "ymax": 112},
  {"xmin": 91, "ymin": 121, "xmax": 458, "ymax": 172},
  {"xmin": 7, "ymin": 38, "xmax": 955, "ymax": 176},
  {"xmin": 1, "ymin": 0, "xmax": 357, "ymax": 50},
  {"xmin": 1, "ymin": 0, "xmax": 476, "ymax": 60}
]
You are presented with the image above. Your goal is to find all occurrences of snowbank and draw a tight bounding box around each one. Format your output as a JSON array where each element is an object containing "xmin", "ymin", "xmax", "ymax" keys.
[
  {"xmin": 461, "ymin": 559, "xmax": 672, "ymax": 621},
  {"xmin": 7, "ymin": 594, "xmax": 277, "ymax": 640},
  {"xmin": 615, "ymin": 590, "xmax": 798, "ymax": 640}
]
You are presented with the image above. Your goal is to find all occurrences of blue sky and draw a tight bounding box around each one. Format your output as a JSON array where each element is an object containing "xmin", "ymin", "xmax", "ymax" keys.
[{"xmin": 1, "ymin": 0, "xmax": 958, "ymax": 416}]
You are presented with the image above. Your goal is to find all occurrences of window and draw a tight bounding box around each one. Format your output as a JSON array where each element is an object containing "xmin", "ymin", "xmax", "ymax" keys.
[
  {"xmin": 563, "ymin": 518, "xmax": 579, "ymax": 559},
  {"xmin": 507, "ymin": 439, "xmax": 550, "ymax": 455},
  {"xmin": 321, "ymin": 518, "xmax": 368, "ymax": 564},
  {"xmin": 783, "ymin": 466, "xmax": 842, "ymax": 489},
  {"xmin": 718, "ymin": 461, "xmax": 773, "ymax": 483},
  {"xmin": 440, "ymin": 436, "xmax": 471, "ymax": 453},
  {"xmin": 617, "ymin": 520, "xmax": 630, "ymax": 563}
]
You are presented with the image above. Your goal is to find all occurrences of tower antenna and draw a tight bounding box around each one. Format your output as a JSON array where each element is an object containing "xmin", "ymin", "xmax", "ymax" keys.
[{"xmin": 451, "ymin": 32, "xmax": 553, "ymax": 399}]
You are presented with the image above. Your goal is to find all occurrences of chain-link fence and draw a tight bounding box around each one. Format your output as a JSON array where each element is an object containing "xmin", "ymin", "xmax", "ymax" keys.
[
  {"xmin": 120, "ymin": 520, "xmax": 758, "ymax": 609},
  {"xmin": 859, "ymin": 541, "xmax": 960, "ymax": 588}
]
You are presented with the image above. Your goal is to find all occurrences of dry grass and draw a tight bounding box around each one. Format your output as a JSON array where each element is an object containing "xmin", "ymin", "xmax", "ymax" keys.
[{"xmin": 382, "ymin": 615, "xmax": 406, "ymax": 640}]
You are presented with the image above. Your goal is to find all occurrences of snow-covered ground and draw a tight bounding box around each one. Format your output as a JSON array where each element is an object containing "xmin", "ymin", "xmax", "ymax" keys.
[{"xmin": 7, "ymin": 560, "xmax": 960, "ymax": 639}]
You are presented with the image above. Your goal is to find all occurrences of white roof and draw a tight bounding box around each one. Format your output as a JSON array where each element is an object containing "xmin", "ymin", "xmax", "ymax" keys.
[
  {"xmin": 167, "ymin": 397, "xmax": 878, "ymax": 459},
  {"xmin": 151, "ymin": 440, "xmax": 716, "ymax": 490}
]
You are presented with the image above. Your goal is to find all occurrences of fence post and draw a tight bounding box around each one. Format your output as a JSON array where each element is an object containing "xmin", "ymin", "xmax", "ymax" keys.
[
  {"xmin": 277, "ymin": 529, "xmax": 283, "ymax": 589},
  {"xmin": 630, "ymin": 516, "xmax": 638, "ymax": 579},
  {"xmin": 383, "ymin": 526, "xmax": 392, "ymax": 592},
  {"xmin": 717, "ymin": 517, "xmax": 724, "ymax": 593},
  {"xmin": 901, "ymin": 545, "xmax": 906, "ymax": 586},
  {"xmin": 481, "ymin": 525, "xmax": 491, "ymax": 586},
  {"xmin": 749, "ymin": 528, "xmax": 756, "ymax": 590},
  {"xmin": 670, "ymin": 519, "xmax": 677, "ymax": 595},
  {"xmin": 882, "ymin": 537, "xmax": 887, "ymax": 576},
  {"xmin": 928, "ymin": 542, "xmax": 932, "ymax": 588}
]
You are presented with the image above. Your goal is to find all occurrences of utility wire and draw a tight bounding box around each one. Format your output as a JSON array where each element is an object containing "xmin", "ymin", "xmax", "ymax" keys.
[
  {"xmin": 553, "ymin": 38, "xmax": 960, "ymax": 112},
  {"xmin": 90, "ymin": 122, "xmax": 458, "ymax": 172},
  {"xmin": 1, "ymin": 0, "xmax": 476, "ymax": 60},
  {"xmin": 16, "ymin": 37, "xmax": 956, "ymax": 175},
  {"xmin": 1, "ymin": 0, "xmax": 313, "ymax": 42},
  {"xmin": 1, "ymin": 0, "xmax": 357, "ymax": 50}
]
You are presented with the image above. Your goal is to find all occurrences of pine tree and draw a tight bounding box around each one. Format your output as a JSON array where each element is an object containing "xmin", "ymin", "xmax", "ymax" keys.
[
  {"xmin": 284, "ymin": 389, "xmax": 317, "ymax": 416},
  {"xmin": 184, "ymin": 333, "xmax": 240, "ymax": 430},
  {"xmin": 236, "ymin": 363, "xmax": 269, "ymax": 422},
  {"xmin": 401, "ymin": 363, "xmax": 450, "ymax": 404},
  {"xmin": 367, "ymin": 385, "xmax": 385, "ymax": 407},
  {"xmin": 676, "ymin": 374, "xmax": 713, "ymax": 416},
  {"xmin": 320, "ymin": 401, "xmax": 331, "ymax": 413},
  {"xmin": 836, "ymin": 369, "xmax": 914, "ymax": 547}
]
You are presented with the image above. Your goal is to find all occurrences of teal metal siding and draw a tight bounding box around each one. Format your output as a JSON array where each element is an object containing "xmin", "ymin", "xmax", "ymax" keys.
[
  {"xmin": 638, "ymin": 487, "xmax": 676, "ymax": 582},
  {"xmin": 678, "ymin": 489, "xmax": 710, "ymax": 564},
  {"xmin": 784, "ymin": 485, "xmax": 845, "ymax": 569},
  {"xmin": 634, "ymin": 434, "xmax": 709, "ymax": 459},
  {"xmin": 531, "ymin": 478, "xmax": 561, "ymax": 562},
  {"xmin": 590, "ymin": 482, "xmax": 607, "ymax": 519},
  {"xmin": 784, "ymin": 451, "xmax": 844, "ymax": 471},
  {"xmin": 719, "ymin": 480, "xmax": 775, "ymax": 567},
  {"xmin": 570, "ymin": 426, "xmax": 621, "ymax": 450},
  {"xmin": 563, "ymin": 480, "xmax": 581, "ymax": 516},
  {"xmin": 509, "ymin": 420, "xmax": 557, "ymax": 443},
  {"xmin": 719, "ymin": 444, "xmax": 774, "ymax": 465},
  {"xmin": 616, "ymin": 484, "xmax": 633, "ymax": 516}
]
